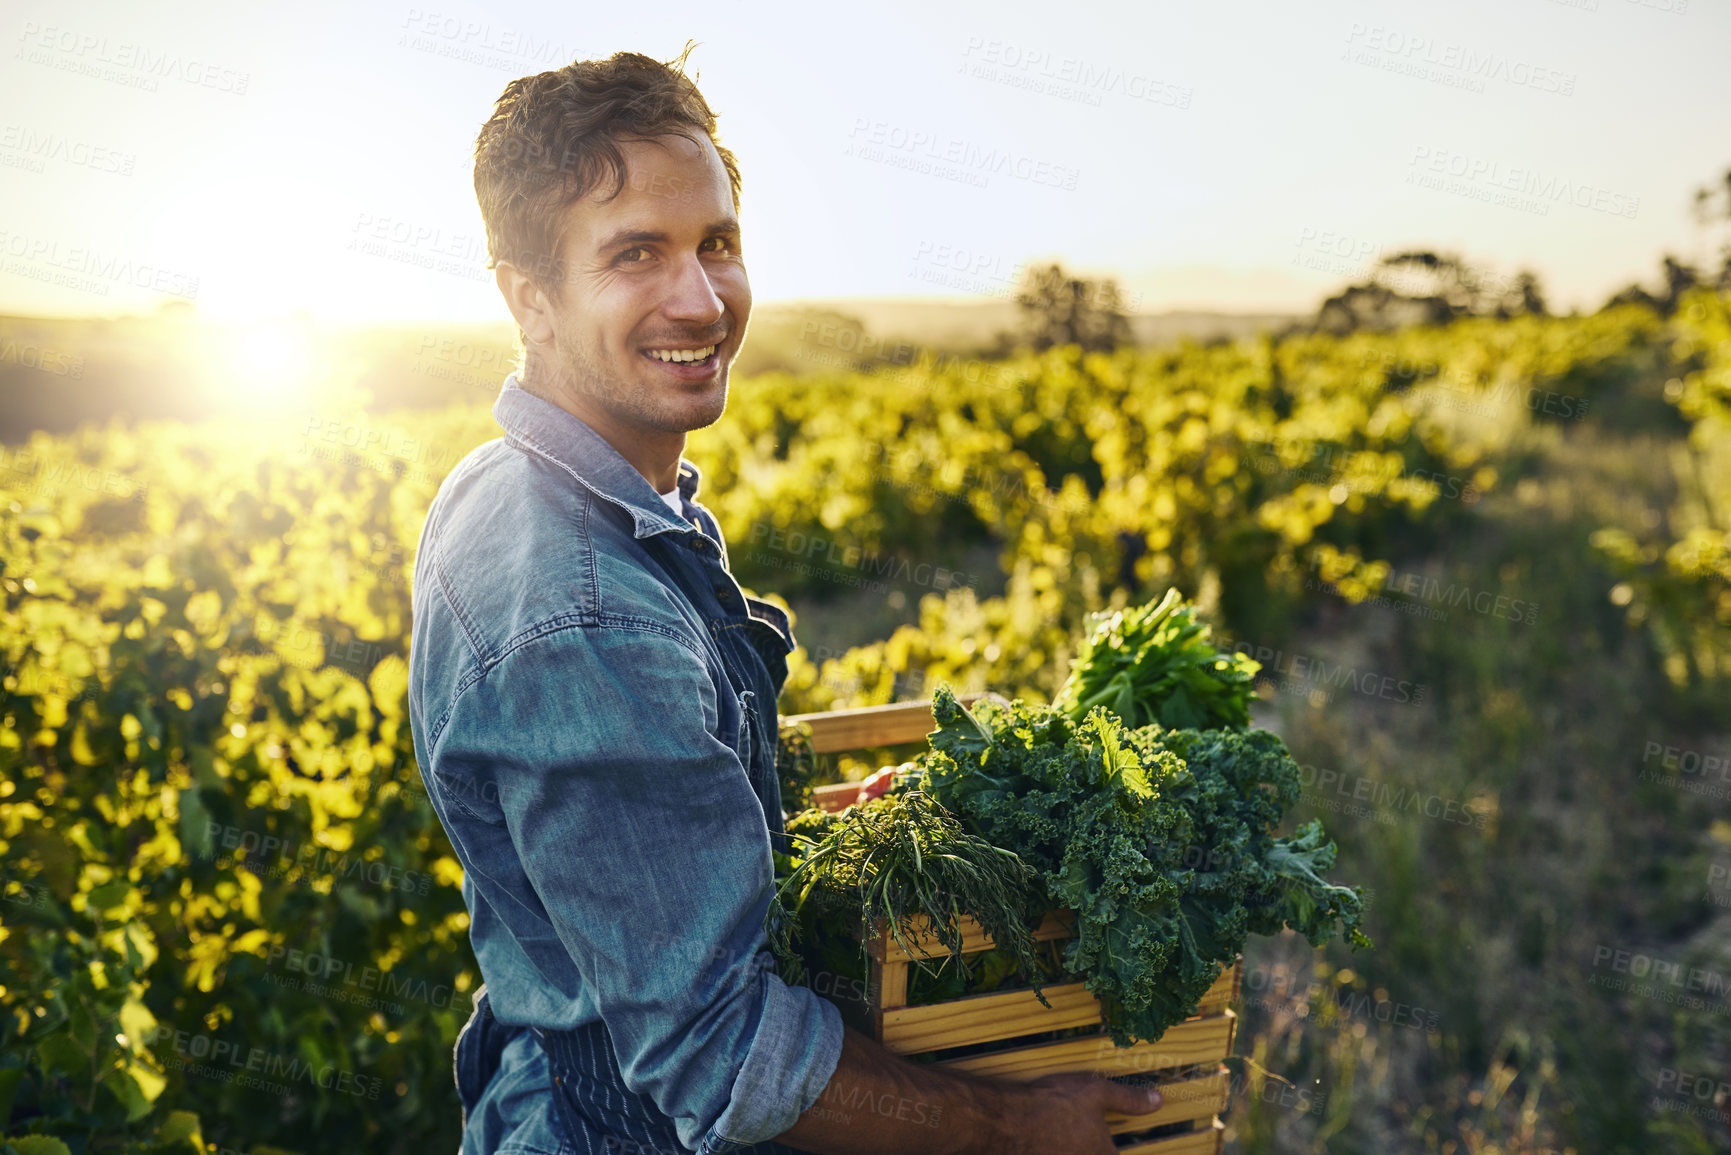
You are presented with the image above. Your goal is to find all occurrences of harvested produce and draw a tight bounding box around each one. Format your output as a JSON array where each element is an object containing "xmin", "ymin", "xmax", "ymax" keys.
[
  {"xmin": 1051, "ymin": 586, "xmax": 1262, "ymax": 731},
  {"xmin": 766, "ymin": 788, "xmax": 1052, "ymax": 1002},
  {"xmin": 910, "ymin": 687, "xmax": 1369, "ymax": 1046},
  {"xmin": 766, "ymin": 588, "xmax": 1368, "ymax": 1048}
]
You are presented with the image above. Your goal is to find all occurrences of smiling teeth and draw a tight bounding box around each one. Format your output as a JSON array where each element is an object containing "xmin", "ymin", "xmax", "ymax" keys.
[{"xmin": 647, "ymin": 345, "xmax": 715, "ymax": 362}]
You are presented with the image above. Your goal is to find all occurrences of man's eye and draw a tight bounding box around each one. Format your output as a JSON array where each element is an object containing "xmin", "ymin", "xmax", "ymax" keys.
[
  {"xmin": 618, "ymin": 246, "xmax": 650, "ymax": 263},
  {"xmin": 702, "ymin": 236, "xmax": 733, "ymax": 253}
]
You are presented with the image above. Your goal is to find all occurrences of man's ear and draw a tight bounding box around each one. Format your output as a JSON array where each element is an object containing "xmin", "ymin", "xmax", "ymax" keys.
[{"xmin": 496, "ymin": 261, "xmax": 557, "ymax": 348}]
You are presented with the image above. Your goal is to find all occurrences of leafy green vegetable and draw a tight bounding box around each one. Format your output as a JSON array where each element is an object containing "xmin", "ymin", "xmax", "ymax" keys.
[
  {"xmin": 765, "ymin": 790, "xmax": 1052, "ymax": 1005},
  {"xmin": 913, "ymin": 686, "xmax": 1369, "ymax": 1046},
  {"xmin": 1051, "ymin": 587, "xmax": 1262, "ymax": 731}
]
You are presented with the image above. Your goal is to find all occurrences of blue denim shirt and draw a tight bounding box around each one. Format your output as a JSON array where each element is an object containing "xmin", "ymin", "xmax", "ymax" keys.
[{"xmin": 408, "ymin": 374, "xmax": 843, "ymax": 1153}]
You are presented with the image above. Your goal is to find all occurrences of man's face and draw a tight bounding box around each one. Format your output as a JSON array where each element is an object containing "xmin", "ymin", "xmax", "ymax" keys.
[{"xmin": 529, "ymin": 132, "xmax": 748, "ymax": 441}]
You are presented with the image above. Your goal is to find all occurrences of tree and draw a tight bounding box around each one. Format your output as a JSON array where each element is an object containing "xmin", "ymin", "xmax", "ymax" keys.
[
  {"xmin": 1603, "ymin": 254, "xmax": 1702, "ymax": 316},
  {"xmin": 1602, "ymin": 163, "xmax": 1731, "ymax": 315},
  {"xmin": 1011, "ymin": 261, "xmax": 1133, "ymax": 352},
  {"xmin": 1311, "ymin": 251, "xmax": 1546, "ymax": 335}
]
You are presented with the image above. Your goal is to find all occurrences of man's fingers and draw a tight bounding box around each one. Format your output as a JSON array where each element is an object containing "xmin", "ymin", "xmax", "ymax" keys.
[{"xmin": 1104, "ymin": 1079, "xmax": 1163, "ymax": 1116}]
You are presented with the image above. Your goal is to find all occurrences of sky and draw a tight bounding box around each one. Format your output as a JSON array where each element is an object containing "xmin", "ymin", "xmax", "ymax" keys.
[{"xmin": 1, "ymin": 0, "xmax": 1727, "ymax": 323}]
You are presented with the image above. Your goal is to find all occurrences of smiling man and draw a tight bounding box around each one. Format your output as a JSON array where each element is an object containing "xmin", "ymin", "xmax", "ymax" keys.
[{"xmin": 406, "ymin": 44, "xmax": 1159, "ymax": 1155}]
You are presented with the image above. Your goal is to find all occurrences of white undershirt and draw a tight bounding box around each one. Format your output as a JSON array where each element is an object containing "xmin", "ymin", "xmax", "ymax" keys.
[{"xmin": 659, "ymin": 488, "xmax": 684, "ymax": 517}]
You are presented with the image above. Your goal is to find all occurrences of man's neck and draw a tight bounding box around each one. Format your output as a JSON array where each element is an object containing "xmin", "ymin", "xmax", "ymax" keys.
[{"xmin": 522, "ymin": 375, "xmax": 685, "ymax": 493}]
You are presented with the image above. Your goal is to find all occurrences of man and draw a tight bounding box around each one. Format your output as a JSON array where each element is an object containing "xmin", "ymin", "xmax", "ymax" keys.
[{"xmin": 407, "ymin": 44, "xmax": 1161, "ymax": 1155}]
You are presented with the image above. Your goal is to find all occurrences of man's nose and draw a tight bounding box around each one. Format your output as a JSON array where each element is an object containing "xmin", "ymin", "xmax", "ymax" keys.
[{"xmin": 661, "ymin": 252, "xmax": 725, "ymax": 323}]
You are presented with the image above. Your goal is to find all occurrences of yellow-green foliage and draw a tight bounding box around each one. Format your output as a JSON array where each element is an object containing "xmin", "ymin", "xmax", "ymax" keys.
[{"xmin": 0, "ymin": 299, "xmax": 1724, "ymax": 1152}]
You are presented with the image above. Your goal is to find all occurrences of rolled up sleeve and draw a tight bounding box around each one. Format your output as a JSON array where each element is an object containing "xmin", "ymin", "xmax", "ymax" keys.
[{"xmin": 441, "ymin": 620, "xmax": 842, "ymax": 1152}]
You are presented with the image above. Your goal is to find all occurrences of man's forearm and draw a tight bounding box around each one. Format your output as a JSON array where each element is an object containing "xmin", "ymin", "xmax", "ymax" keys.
[{"xmin": 770, "ymin": 1024, "xmax": 1019, "ymax": 1155}]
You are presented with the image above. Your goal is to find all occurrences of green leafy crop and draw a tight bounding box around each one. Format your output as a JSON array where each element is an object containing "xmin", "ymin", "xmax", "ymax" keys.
[
  {"xmin": 913, "ymin": 686, "xmax": 1370, "ymax": 1046},
  {"xmin": 1050, "ymin": 587, "xmax": 1262, "ymax": 731},
  {"xmin": 765, "ymin": 789, "xmax": 1052, "ymax": 1004}
]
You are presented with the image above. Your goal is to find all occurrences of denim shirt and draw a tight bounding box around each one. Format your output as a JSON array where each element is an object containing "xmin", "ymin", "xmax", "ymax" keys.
[{"xmin": 408, "ymin": 374, "xmax": 843, "ymax": 1153}]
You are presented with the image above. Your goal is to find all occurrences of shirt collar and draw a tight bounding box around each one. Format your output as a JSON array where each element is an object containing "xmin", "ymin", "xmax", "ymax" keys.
[{"xmin": 491, "ymin": 372, "xmax": 703, "ymax": 540}]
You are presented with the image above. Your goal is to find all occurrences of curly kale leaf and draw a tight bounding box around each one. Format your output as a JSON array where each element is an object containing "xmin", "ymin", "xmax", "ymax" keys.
[
  {"xmin": 916, "ymin": 685, "xmax": 1370, "ymax": 1046},
  {"xmin": 1257, "ymin": 820, "xmax": 1373, "ymax": 948}
]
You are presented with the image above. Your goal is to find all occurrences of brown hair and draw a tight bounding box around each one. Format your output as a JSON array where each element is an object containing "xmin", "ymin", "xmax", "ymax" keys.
[{"xmin": 473, "ymin": 42, "xmax": 741, "ymax": 362}]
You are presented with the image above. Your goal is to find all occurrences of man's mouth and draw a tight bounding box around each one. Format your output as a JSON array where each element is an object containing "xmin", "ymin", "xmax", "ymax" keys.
[{"xmin": 641, "ymin": 343, "xmax": 718, "ymax": 365}]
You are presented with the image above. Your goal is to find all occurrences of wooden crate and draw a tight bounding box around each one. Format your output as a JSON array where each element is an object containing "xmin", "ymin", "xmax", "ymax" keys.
[{"xmin": 788, "ymin": 697, "xmax": 1238, "ymax": 1154}]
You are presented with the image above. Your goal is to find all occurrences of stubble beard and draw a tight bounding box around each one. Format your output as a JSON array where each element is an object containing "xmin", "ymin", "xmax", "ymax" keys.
[{"xmin": 528, "ymin": 334, "xmax": 728, "ymax": 435}]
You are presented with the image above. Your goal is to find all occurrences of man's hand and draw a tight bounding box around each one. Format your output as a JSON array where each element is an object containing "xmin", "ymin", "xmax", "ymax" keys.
[
  {"xmin": 774, "ymin": 1025, "xmax": 1164, "ymax": 1155},
  {"xmin": 995, "ymin": 1071, "xmax": 1165, "ymax": 1155}
]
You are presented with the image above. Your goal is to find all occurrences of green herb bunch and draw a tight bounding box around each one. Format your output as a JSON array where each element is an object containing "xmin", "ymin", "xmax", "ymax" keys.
[
  {"xmin": 1051, "ymin": 587, "xmax": 1261, "ymax": 731},
  {"xmin": 766, "ymin": 789, "xmax": 1052, "ymax": 1005},
  {"xmin": 913, "ymin": 686, "xmax": 1369, "ymax": 1046}
]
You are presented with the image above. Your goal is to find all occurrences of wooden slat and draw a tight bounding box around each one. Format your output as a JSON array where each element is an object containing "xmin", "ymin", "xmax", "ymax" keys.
[
  {"xmin": 1119, "ymin": 1117, "xmax": 1224, "ymax": 1155},
  {"xmin": 882, "ymin": 981, "xmax": 1101, "ymax": 1053},
  {"xmin": 879, "ymin": 962, "xmax": 1239, "ymax": 1054},
  {"xmin": 1195, "ymin": 960, "xmax": 1240, "ymax": 1018},
  {"xmin": 869, "ymin": 957, "xmax": 908, "ymax": 1010},
  {"xmin": 784, "ymin": 692, "xmax": 1003, "ymax": 755},
  {"xmin": 865, "ymin": 908, "xmax": 1078, "ymax": 963},
  {"xmin": 1104, "ymin": 1066, "xmax": 1228, "ymax": 1134},
  {"xmin": 936, "ymin": 1011, "xmax": 1234, "ymax": 1080}
]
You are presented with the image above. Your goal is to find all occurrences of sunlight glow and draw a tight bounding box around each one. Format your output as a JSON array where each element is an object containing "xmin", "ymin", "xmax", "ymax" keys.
[{"xmin": 216, "ymin": 319, "xmax": 318, "ymax": 413}]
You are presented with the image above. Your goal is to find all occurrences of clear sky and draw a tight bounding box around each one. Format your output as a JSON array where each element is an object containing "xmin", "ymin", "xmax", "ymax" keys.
[{"xmin": 2, "ymin": 0, "xmax": 1727, "ymax": 322}]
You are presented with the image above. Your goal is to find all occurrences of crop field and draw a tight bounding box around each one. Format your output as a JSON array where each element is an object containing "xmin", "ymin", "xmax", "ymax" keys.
[{"xmin": 1, "ymin": 294, "xmax": 1729, "ymax": 1153}]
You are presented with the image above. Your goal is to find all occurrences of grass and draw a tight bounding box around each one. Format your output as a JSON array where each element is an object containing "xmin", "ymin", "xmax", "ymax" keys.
[{"xmin": 1224, "ymin": 418, "xmax": 1730, "ymax": 1152}]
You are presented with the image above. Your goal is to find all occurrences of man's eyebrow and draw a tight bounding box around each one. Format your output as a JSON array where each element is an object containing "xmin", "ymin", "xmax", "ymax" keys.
[{"xmin": 594, "ymin": 219, "xmax": 741, "ymax": 253}]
